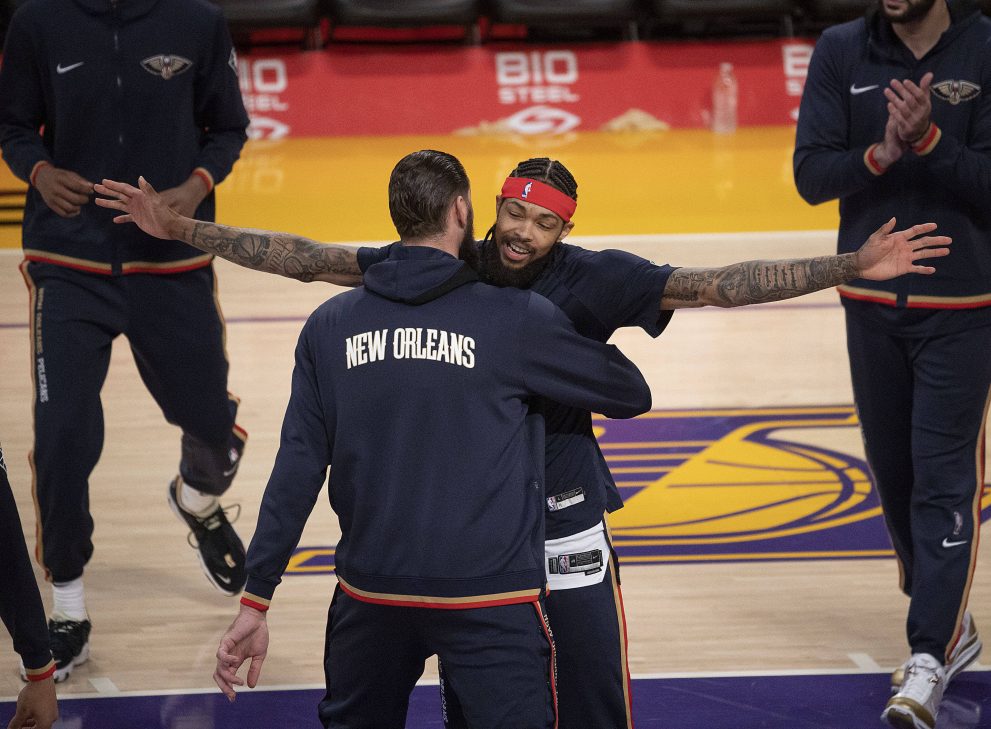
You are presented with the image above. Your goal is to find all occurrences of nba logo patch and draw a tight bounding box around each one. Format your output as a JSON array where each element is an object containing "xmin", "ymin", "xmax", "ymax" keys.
[
  {"xmin": 557, "ymin": 556, "xmax": 570, "ymax": 573},
  {"xmin": 522, "ymin": 181, "xmax": 532, "ymax": 199}
]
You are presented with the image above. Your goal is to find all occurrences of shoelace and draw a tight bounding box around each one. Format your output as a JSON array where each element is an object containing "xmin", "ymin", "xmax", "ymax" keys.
[{"xmin": 186, "ymin": 503, "xmax": 242, "ymax": 549}]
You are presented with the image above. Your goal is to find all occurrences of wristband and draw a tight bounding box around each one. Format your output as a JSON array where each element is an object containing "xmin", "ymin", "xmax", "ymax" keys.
[
  {"xmin": 910, "ymin": 123, "xmax": 941, "ymax": 156},
  {"xmin": 29, "ymin": 160, "xmax": 52, "ymax": 187},
  {"xmin": 864, "ymin": 144, "xmax": 888, "ymax": 176},
  {"xmin": 240, "ymin": 592, "xmax": 270, "ymax": 612},
  {"xmin": 192, "ymin": 167, "xmax": 214, "ymax": 193},
  {"xmin": 23, "ymin": 659, "xmax": 56, "ymax": 682}
]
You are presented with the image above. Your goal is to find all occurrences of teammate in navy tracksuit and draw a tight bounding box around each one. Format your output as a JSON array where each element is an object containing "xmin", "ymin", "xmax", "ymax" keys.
[
  {"xmin": 198, "ymin": 150, "xmax": 651, "ymax": 729},
  {"xmin": 0, "ymin": 0, "xmax": 250, "ymax": 681},
  {"xmin": 0, "ymin": 442, "xmax": 58, "ymax": 729},
  {"xmin": 795, "ymin": 1, "xmax": 990, "ymax": 725},
  {"xmin": 97, "ymin": 147, "xmax": 949, "ymax": 727}
]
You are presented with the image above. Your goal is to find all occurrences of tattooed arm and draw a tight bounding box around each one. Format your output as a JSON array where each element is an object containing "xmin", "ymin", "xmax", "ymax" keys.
[
  {"xmin": 660, "ymin": 219, "xmax": 951, "ymax": 310},
  {"xmin": 185, "ymin": 221, "xmax": 362, "ymax": 285},
  {"xmin": 94, "ymin": 176, "xmax": 363, "ymax": 286}
]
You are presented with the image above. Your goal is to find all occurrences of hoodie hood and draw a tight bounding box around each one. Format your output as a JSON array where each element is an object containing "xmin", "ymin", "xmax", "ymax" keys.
[{"xmin": 363, "ymin": 244, "xmax": 478, "ymax": 305}]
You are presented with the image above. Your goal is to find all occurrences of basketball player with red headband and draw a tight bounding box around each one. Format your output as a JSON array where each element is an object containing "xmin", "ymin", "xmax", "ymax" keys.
[{"xmin": 95, "ymin": 156, "xmax": 949, "ymax": 728}]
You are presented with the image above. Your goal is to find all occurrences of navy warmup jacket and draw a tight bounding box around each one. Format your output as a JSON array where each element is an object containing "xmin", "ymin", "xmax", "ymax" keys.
[
  {"xmin": 242, "ymin": 245, "xmax": 651, "ymax": 610},
  {"xmin": 794, "ymin": 0, "xmax": 991, "ymax": 309},
  {"xmin": 0, "ymin": 0, "xmax": 248, "ymax": 275}
]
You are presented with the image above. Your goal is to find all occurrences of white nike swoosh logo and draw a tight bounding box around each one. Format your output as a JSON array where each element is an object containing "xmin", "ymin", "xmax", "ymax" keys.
[
  {"xmin": 222, "ymin": 464, "xmax": 239, "ymax": 477},
  {"xmin": 942, "ymin": 538, "xmax": 968, "ymax": 548},
  {"xmin": 56, "ymin": 62, "xmax": 85, "ymax": 75},
  {"xmin": 216, "ymin": 574, "xmax": 232, "ymax": 585},
  {"xmin": 850, "ymin": 84, "xmax": 879, "ymax": 95}
]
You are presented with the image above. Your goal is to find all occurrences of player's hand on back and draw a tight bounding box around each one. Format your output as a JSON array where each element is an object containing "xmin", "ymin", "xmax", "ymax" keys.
[
  {"xmin": 94, "ymin": 176, "xmax": 180, "ymax": 240},
  {"xmin": 856, "ymin": 218, "xmax": 951, "ymax": 281}
]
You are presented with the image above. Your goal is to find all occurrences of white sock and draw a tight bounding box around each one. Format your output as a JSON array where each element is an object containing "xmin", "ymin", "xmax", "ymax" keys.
[
  {"xmin": 180, "ymin": 481, "xmax": 218, "ymax": 517},
  {"xmin": 52, "ymin": 578, "xmax": 87, "ymax": 621}
]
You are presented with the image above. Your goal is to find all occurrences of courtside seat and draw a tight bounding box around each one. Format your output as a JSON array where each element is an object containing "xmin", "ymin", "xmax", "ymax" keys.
[
  {"xmin": 326, "ymin": 0, "xmax": 482, "ymax": 43},
  {"xmin": 211, "ymin": 0, "xmax": 326, "ymax": 48},
  {"xmin": 796, "ymin": 0, "xmax": 870, "ymax": 31},
  {"xmin": 647, "ymin": 0, "xmax": 798, "ymax": 37},
  {"xmin": 487, "ymin": 0, "xmax": 642, "ymax": 41}
]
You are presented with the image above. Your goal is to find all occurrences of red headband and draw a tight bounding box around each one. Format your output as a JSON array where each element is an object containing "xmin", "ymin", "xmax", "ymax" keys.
[{"xmin": 500, "ymin": 177, "xmax": 577, "ymax": 223}]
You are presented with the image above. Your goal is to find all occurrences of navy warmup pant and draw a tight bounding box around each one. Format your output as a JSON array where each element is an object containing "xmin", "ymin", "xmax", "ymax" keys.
[
  {"xmin": 846, "ymin": 309, "xmax": 991, "ymax": 661},
  {"xmin": 443, "ymin": 540, "xmax": 632, "ymax": 728},
  {"xmin": 21, "ymin": 262, "xmax": 245, "ymax": 583},
  {"xmin": 318, "ymin": 587, "xmax": 557, "ymax": 729}
]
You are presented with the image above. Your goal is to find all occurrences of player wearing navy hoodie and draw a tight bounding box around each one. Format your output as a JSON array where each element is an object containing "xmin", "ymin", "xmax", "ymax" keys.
[
  {"xmin": 98, "ymin": 148, "xmax": 950, "ymax": 728},
  {"xmin": 795, "ymin": 1, "xmax": 991, "ymax": 726},
  {"xmin": 198, "ymin": 150, "xmax": 651, "ymax": 729},
  {"xmin": 0, "ymin": 0, "xmax": 250, "ymax": 682}
]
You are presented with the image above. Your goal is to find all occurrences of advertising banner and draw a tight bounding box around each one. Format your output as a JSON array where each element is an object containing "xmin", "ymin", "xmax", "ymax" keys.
[{"xmin": 240, "ymin": 39, "xmax": 815, "ymax": 139}]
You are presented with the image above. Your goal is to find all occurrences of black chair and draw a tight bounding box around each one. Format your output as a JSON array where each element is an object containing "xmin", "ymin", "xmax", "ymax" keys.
[
  {"xmin": 211, "ymin": 0, "xmax": 326, "ymax": 49},
  {"xmin": 797, "ymin": 0, "xmax": 870, "ymax": 32},
  {"xmin": 487, "ymin": 0, "xmax": 642, "ymax": 41},
  {"xmin": 647, "ymin": 0, "xmax": 798, "ymax": 38},
  {"xmin": 326, "ymin": 0, "xmax": 482, "ymax": 43}
]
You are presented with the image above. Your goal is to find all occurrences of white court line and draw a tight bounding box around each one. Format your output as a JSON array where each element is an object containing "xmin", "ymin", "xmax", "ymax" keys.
[
  {"xmin": 7, "ymin": 663, "xmax": 967, "ymax": 703},
  {"xmin": 87, "ymin": 677, "xmax": 121, "ymax": 694},
  {"xmin": 848, "ymin": 653, "xmax": 883, "ymax": 672}
]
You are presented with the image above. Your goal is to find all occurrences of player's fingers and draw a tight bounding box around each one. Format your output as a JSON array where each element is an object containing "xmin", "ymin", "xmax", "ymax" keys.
[
  {"xmin": 99, "ymin": 178, "xmax": 139, "ymax": 197},
  {"xmin": 920, "ymin": 71, "xmax": 934, "ymax": 91},
  {"xmin": 874, "ymin": 217, "xmax": 897, "ymax": 237},
  {"xmin": 93, "ymin": 182, "xmax": 129, "ymax": 201},
  {"xmin": 138, "ymin": 175, "xmax": 158, "ymax": 195},
  {"xmin": 62, "ymin": 172, "xmax": 95, "ymax": 194},
  {"xmin": 911, "ymin": 265, "xmax": 937, "ymax": 275},
  {"xmin": 93, "ymin": 195, "xmax": 123, "ymax": 210},
  {"xmin": 112, "ymin": 214, "xmax": 134, "ymax": 225},
  {"xmin": 914, "ymin": 247, "xmax": 951, "ymax": 259},
  {"xmin": 895, "ymin": 222, "xmax": 937, "ymax": 239},
  {"xmin": 910, "ymin": 238, "xmax": 952, "ymax": 252},
  {"xmin": 58, "ymin": 189, "xmax": 92, "ymax": 206},
  {"xmin": 212, "ymin": 670, "xmax": 237, "ymax": 702},
  {"xmin": 246, "ymin": 655, "xmax": 265, "ymax": 688}
]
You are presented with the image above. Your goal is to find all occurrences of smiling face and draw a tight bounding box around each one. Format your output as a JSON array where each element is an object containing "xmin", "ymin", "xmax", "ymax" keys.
[{"xmin": 480, "ymin": 196, "xmax": 574, "ymax": 287}]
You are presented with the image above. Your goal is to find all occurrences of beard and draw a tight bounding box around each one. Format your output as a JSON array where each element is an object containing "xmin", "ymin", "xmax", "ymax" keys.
[
  {"xmin": 474, "ymin": 232, "xmax": 554, "ymax": 289},
  {"xmin": 460, "ymin": 204, "xmax": 475, "ymax": 256},
  {"xmin": 880, "ymin": 0, "xmax": 938, "ymax": 24}
]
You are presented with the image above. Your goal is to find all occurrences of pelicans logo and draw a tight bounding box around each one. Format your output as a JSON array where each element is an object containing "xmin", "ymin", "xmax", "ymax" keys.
[
  {"xmin": 284, "ymin": 405, "xmax": 991, "ymax": 574},
  {"xmin": 141, "ymin": 55, "xmax": 193, "ymax": 80},
  {"xmin": 932, "ymin": 79, "xmax": 980, "ymax": 105}
]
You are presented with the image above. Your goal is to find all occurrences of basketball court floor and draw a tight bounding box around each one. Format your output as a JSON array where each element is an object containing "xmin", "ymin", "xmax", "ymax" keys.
[{"xmin": 1, "ymin": 127, "xmax": 989, "ymax": 728}]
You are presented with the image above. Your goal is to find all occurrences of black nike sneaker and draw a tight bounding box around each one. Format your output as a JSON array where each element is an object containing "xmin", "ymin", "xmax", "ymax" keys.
[
  {"xmin": 20, "ymin": 616, "xmax": 91, "ymax": 683},
  {"xmin": 167, "ymin": 476, "xmax": 246, "ymax": 596}
]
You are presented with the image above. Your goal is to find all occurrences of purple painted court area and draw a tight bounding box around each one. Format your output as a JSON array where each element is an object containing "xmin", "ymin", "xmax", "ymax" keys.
[{"xmin": 6, "ymin": 671, "xmax": 990, "ymax": 728}]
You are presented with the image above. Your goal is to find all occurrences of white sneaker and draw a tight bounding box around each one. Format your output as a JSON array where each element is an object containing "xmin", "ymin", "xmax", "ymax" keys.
[
  {"xmin": 891, "ymin": 612, "xmax": 982, "ymax": 691},
  {"xmin": 882, "ymin": 653, "xmax": 945, "ymax": 729}
]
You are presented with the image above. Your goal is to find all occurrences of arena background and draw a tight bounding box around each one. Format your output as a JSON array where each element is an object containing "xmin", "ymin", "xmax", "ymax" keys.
[{"xmin": 1, "ymin": 4, "xmax": 989, "ymax": 728}]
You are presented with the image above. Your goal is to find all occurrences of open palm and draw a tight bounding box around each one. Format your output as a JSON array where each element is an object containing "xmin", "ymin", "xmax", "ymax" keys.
[
  {"xmin": 94, "ymin": 176, "xmax": 179, "ymax": 240},
  {"xmin": 857, "ymin": 218, "xmax": 951, "ymax": 281}
]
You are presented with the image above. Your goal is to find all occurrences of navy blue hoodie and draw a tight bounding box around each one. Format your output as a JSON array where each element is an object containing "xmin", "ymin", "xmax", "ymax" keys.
[
  {"xmin": 794, "ymin": 0, "xmax": 991, "ymax": 309},
  {"xmin": 0, "ymin": 0, "xmax": 248, "ymax": 275},
  {"xmin": 242, "ymin": 245, "xmax": 651, "ymax": 610}
]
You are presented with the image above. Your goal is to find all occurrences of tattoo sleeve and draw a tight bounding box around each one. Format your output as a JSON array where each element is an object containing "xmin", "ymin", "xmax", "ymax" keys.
[
  {"xmin": 188, "ymin": 222, "xmax": 364, "ymax": 286},
  {"xmin": 660, "ymin": 253, "xmax": 859, "ymax": 309}
]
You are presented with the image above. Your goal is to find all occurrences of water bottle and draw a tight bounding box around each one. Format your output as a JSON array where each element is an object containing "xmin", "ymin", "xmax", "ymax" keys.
[{"xmin": 711, "ymin": 62, "xmax": 738, "ymax": 134}]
